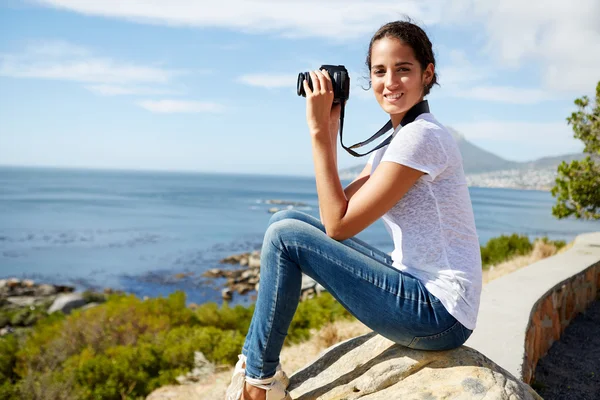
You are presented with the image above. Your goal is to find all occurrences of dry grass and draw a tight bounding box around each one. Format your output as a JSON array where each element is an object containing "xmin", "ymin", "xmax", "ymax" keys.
[{"xmin": 482, "ymin": 239, "xmax": 566, "ymax": 284}]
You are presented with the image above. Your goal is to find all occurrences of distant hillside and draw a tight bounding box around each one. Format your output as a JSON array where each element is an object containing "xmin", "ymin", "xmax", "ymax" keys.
[
  {"xmin": 338, "ymin": 127, "xmax": 586, "ymax": 189},
  {"xmin": 447, "ymin": 128, "xmax": 519, "ymax": 173}
]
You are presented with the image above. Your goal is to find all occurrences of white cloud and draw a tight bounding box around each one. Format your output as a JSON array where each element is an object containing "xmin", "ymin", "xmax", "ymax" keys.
[
  {"xmin": 237, "ymin": 73, "xmax": 294, "ymax": 89},
  {"xmin": 84, "ymin": 84, "xmax": 182, "ymax": 96},
  {"xmin": 454, "ymin": 86, "xmax": 557, "ymax": 105},
  {"xmin": 137, "ymin": 99, "xmax": 224, "ymax": 113},
  {"xmin": 25, "ymin": 1, "xmax": 600, "ymax": 101},
  {"xmin": 33, "ymin": 0, "xmax": 438, "ymax": 40},
  {"xmin": 0, "ymin": 40, "xmax": 181, "ymax": 85},
  {"xmin": 439, "ymin": 0, "xmax": 600, "ymax": 93},
  {"xmin": 25, "ymin": 39, "xmax": 90, "ymax": 57}
]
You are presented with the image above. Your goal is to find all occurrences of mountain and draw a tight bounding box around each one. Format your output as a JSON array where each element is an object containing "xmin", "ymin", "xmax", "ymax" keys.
[
  {"xmin": 446, "ymin": 128, "xmax": 519, "ymax": 173},
  {"xmin": 338, "ymin": 127, "xmax": 587, "ymax": 190}
]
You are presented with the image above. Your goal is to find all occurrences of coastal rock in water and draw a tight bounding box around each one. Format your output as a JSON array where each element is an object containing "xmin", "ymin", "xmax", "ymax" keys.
[
  {"xmin": 221, "ymin": 288, "xmax": 233, "ymax": 300},
  {"xmin": 48, "ymin": 293, "xmax": 86, "ymax": 314},
  {"xmin": 286, "ymin": 331, "xmax": 542, "ymax": 399},
  {"xmin": 35, "ymin": 283, "xmax": 58, "ymax": 296},
  {"xmin": 202, "ymin": 268, "xmax": 224, "ymax": 278},
  {"xmin": 248, "ymin": 253, "xmax": 261, "ymax": 269}
]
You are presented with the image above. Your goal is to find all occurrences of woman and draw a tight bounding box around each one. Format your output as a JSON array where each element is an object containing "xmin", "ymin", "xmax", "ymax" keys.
[{"xmin": 226, "ymin": 19, "xmax": 482, "ymax": 400}]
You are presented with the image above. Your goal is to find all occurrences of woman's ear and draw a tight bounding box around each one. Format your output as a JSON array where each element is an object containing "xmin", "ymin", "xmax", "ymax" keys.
[{"xmin": 424, "ymin": 63, "xmax": 434, "ymax": 85}]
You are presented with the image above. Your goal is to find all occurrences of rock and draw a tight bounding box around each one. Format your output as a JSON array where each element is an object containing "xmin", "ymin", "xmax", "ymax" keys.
[
  {"xmin": 6, "ymin": 278, "xmax": 20, "ymax": 289},
  {"xmin": 220, "ymin": 253, "xmax": 245, "ymax": 264},
  {"xmin": 248, "ymin": 254, "xmax": 261, "ymax": 269},
  {"xmin": 233, "ymin": 283, "xmax": 252, "ymax": 295},
  {"xmin": 240, "ymin": 270, "xmax": 254, "ymax": 280},
  {"xmin": 286, "ymin": 331, "xmax": 542, "ymax": 399},
  {"xmin": 223, "ymin": 269, "xmax": 245, "ymax": 279},
  {"xmin": 265, "ymin": 199, "xmax": 307, "ymax": 206},
  {"xmin": 6, "ymin": 296, "xmax": 37, "ymax": 307},
  {"xmin": 175, "ymin": 351, "xmax": 215, "ymax": 385},
  {"xmin": 0, "ymin": 326, "xmax": 14, "ymax": 337},
  {"xmin": 54, "ymin": 284, "xmax": 75, "ymax": 294},
  {"xmin": 221, "ymin": 288, "xmax": 233, "ymax": 300},
  {"xmin": 268, "ymin": 207, "xmax": 280, "ymax": 213},
  {"xmin": 35, "ymin": 284, "xmax": 57, "ymax": 296},
  {"xmin": 202, "ymin": 268, "xmax": 224, "ymax": 278},
  {"xmin": 48, "ymin": 293, "xmax": 86, "ymax": 314},
  {"xmin": 23, "ymin": 279, "xmax": 35, "ymax": 288}
]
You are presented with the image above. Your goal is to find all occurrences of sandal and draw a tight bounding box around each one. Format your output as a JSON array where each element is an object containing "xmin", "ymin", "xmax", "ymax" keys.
[{"xmin": 225, "ymin": 354, "xmax": 290, "ymax": 400}]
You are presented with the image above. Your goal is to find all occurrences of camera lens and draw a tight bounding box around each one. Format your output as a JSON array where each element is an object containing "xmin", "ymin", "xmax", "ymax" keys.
[{"xmin": 297, "ymin": 72, "xmax": 313, "ymax": 97}]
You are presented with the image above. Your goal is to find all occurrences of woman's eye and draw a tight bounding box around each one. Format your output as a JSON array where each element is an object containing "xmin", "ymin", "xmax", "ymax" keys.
[{"xmin": 398, "ymin": 68, "xmax": 410, "ymax": 72}]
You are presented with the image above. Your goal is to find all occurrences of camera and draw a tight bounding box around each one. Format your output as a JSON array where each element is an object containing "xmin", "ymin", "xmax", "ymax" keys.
[{"xmin": 297, "ymin": 65, "xmax": 350, "ymax": 104}]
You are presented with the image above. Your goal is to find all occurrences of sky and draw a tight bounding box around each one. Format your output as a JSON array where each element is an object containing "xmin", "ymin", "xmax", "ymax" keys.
[{"xmin": 0, "ymin": 0, "xmax": 598, "ymax": 177}]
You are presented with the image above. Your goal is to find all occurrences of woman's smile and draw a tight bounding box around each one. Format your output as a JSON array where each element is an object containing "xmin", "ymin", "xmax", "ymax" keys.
[{"xmin": 384, "ymin": 92, "xmax": 404, "ymax": 103}]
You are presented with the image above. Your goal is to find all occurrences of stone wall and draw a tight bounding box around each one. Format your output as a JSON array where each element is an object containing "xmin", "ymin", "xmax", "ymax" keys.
[
  {"xmin": 522, "ymin": 261, "xmax": 600, "ymax": 384},
  {"xmin": 464, "ymin": 231, "xmax": 600, "ymax": 384}
]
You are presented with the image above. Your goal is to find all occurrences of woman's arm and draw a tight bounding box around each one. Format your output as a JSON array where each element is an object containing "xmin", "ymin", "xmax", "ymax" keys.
[{"xmin": 319, "ymin": 162, "xmax": 371, "ymax": 224}]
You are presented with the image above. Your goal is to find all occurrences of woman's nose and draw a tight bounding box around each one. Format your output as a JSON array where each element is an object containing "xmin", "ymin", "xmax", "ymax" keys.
[{"xmin": 385, "ymin": 71, "xmax": 400, "ymax": 89}]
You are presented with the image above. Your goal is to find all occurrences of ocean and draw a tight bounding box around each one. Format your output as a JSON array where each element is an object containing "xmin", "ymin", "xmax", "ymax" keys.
[{"xmin": 1, "ymin": 165, "xmax": 598, "ymax": 308}]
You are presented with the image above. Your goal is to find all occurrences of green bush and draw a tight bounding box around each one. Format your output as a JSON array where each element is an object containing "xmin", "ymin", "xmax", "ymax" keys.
[
  {"xmin": 480, "ymin": 234, "xmax": 533, "ymax": 268},
  {"xmin": 0, "ymin": 334, "xmax": 18, "ymax": 383},
  {"xmin": 286, "ymin": 290, "xmax": 353, "ymax": 344},
  {"xmin": 538, "ymin": 236, "xmax": 567, "ymax": 250},
  {"xmin": 2, "ymin": 289, "xmax": 354, "ymax": 399}
]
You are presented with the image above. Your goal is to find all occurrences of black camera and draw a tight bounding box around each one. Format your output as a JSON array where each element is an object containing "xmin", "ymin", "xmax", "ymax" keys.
[{"xmin": 297, "ymin": 64, "xmax": 350, "ymax": 104}]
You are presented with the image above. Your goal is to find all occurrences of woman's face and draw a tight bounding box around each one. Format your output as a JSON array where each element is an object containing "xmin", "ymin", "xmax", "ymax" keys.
[{"xmin": 370, "ymin": 37, "xmax": 434, "ymax": 128}]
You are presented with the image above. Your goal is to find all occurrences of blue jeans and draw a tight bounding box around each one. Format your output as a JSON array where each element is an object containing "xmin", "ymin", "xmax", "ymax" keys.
[{"xmin": 242, "ymin": 210, "xmax": 473, "ymax": 380}]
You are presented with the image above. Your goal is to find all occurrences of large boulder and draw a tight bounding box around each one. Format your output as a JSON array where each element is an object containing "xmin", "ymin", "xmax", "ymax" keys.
[
  {"xmin": 146, "ymin": 330, "xmax": 541, "ymax": 399},
  {"xmin": 287, "ymin": 331, "xmax": 542, "ymax": 399},
  {"xmin": 48, "ymin": 293, "xmax": 86, "ymax": 314}
]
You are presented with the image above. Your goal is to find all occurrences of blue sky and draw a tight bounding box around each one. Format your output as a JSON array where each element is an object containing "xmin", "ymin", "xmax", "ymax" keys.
[{"xmin": 1, "ymin": 0, "xmax": 598, "ymax": 176}]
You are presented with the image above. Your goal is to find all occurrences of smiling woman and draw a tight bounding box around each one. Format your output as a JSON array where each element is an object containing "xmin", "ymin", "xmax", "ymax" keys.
[{"xmin": 226, "ymin": 18, "xmax": 482, "ymax": 400}]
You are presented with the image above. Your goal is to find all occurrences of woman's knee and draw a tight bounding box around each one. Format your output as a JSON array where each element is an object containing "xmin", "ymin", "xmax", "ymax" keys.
[
  {"xmin": 264, "ymin": 217, "xmax": 318, "ymax": 249},
  {"xmin": 267, "ymin": 209, "xmax": 308, "ymax": 227}
]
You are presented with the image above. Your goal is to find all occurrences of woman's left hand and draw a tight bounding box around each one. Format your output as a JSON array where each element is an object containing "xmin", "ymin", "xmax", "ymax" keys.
[{"xmin": 303, "ymin": 69, "xmax": 335, "ymax": 139}]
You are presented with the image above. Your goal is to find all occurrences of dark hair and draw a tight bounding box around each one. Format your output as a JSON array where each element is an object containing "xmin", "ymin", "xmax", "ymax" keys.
[{"xmin": 363, "ymin": 18, "xmax": 439, "ymax": 96}]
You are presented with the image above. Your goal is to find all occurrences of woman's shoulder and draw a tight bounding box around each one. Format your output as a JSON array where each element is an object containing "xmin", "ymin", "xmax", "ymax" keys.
[{"xmin": 413, "ymin": 114, "xmax": 450, "ymax": 135}]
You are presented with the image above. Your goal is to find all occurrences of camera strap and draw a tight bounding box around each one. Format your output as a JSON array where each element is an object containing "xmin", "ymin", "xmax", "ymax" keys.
[{"xmin": 339, "ymin": 99, "xmax": 430, "ymax": 157}]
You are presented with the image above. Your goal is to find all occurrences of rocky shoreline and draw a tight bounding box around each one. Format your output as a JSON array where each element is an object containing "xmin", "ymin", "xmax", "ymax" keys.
[
  {"xmin": 202, "ymin": 250, "xmax": 327, "ymax": 302},
  {"xmin": 0, "ymin": 278, "xmax": 123, "ymax": 337},
  {"xmin": 1, "ymin": 247, "xmax": 328, "ymax": 338}
]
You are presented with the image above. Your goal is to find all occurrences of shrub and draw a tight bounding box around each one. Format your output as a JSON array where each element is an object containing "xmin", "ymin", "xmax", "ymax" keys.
[
  {"xmin": 0, "ymin": 334, "xmax": 18, "ymax": 383},
  {"xmin": 3, "ymin": 289, "xmax": 354, "ymax": 399},
  {"xmin": 481, "ymin": 234, "xmax": 533, "ymax": 268}
]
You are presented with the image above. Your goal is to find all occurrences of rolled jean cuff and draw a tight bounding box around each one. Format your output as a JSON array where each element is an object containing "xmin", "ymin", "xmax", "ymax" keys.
[{"xmin": 245, "ymin": 374, "xmax": 276, "ymax": 386}]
